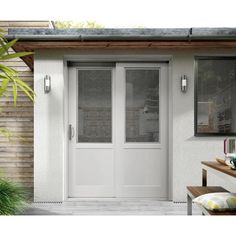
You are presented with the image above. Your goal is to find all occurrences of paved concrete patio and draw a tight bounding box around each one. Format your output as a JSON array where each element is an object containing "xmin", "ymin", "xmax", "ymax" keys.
[{"xmin": 21, "ymin": 200, "xmax": 201, "ymax": 215}]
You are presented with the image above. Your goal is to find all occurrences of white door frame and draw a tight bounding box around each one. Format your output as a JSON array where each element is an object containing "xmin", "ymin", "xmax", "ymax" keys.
[{"xmin": 63, "ymin": 54, "xmax": 173, "ymax": 201}]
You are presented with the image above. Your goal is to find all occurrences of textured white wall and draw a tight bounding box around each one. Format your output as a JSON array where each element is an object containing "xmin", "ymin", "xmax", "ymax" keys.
[
  {"xmin": 171, "ymin": 50, "xmax": 236, "ymax": 202},
  {"xmin": 34, "ymin": 52, "xmax": 64, "ymax": 202},
  {"xmin": 34, "ymin": 49, "xmax": 236, "ymax": 202}
]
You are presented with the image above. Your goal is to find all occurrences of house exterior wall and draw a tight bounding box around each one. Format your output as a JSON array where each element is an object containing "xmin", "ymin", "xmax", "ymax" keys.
[
  {"xmin": 171, "ymin": 51, "xmax": 236, "ymax": 201},
  {"xmin": 34, "ymin": 53, "xmax": 65, "ymax": 201},
  {"xmin": 34, "ymin": 48, "xmax": 236, "ymax": 202},
  {"xmin": 0, "ymin": 21, "xmax": 52, "ymax": 198}
]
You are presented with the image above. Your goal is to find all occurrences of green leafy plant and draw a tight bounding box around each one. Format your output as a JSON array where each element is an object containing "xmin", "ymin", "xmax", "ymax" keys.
[
  {"xmin": 0, "ymin": 178, "xmax": 28, "ymax": 215},
  {"xmin": 54, "ymin": 20, "xmax": 104, "ymax": 28},
  {"xmin": 0, "ymin": 29, "xmax": 35, "ymax": 140}
]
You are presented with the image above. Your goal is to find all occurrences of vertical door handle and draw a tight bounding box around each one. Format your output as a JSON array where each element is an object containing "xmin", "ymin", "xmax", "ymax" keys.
[{"xmin": 69, "ymin": 124, "xmax": 75, "ymax": 140}]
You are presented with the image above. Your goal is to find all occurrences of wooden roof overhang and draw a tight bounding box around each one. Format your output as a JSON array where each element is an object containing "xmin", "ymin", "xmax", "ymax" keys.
[{"xmin": 12, "ymin": 40, "xmax": 236, "ymax": 71}]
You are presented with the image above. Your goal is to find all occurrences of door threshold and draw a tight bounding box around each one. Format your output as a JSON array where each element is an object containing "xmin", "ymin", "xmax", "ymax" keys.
[{"xmin": 66, "ymin": 197, "xmax": 168, "ymax": 201}]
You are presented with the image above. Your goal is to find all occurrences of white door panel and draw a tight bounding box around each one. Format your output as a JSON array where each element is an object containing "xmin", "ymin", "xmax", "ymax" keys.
[
  {"xmin": 68, "ymin": 62, "xmax": 168, "ymax": 198},
  {"xmin": 69, "ymin": 149, "xmax": 115, "ymax": 197},
  {"xmin": 122, "ymin": 149, "xmax": 162, "ymax": 185},
  {"xmin": 73, "ymin": 149, "xmax": 114, "ymax": 186},
  {"xmin": 68, "ymin": 67, "xmax": 115, "ymax": 197},
  {"xmin": 115, "ymin": 63, "xmax": 168, "ymax": 198}
]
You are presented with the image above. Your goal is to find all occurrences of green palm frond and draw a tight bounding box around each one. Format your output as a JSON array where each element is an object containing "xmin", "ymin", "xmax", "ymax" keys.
[
  {"xmin": 0, "ymin": 29, "xmax": 35, "ymax": 145},
  {"xmin": 0, "ymin": 39, "xmax": 18, "ymax": 56},
  {"xmin": 0, "ymin": 51, "xmax": 33, "ymax": 60},
  {"xmin": 0, "ymin": 76, "xmax": 9, "ymax": 96},
  {"xmin": 0, "ymin": 33, "xmax": 35, "ymax": 105}
]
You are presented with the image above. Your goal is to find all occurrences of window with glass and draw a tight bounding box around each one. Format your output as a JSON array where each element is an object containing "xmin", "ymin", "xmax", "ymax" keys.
[
  {"xmin": 195, "ymin": 57, "xmax": 236, "ymax": 135},
  {"xmin": 126, "ymin": 69, "xmax": 159, "ymax": 142},
  {"xmin": 77, "ymin": 69, "xmax": 112, "ymax": 142}
]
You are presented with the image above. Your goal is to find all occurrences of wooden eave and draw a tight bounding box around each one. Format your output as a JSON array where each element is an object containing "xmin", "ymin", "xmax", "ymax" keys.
[{"xmin": 13, "ymin": 40, "xmax": 236, "ymax": 71}]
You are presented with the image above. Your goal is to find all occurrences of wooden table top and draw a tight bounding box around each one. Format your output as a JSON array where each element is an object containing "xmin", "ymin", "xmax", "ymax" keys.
[{"xmin": 202, "ymin": 161, "xmax": 236, "ymax": 178}]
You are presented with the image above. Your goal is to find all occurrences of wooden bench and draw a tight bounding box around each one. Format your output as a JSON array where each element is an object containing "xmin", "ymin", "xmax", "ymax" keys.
[{"xmin": 187, "ymin": 186, "xmax": 236, "ymax": 215}]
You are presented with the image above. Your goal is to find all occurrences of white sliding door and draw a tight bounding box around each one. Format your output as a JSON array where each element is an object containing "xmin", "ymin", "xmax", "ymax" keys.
[
  {"xmin": 68, "ymin": 62, "xmax": 168, "ymax": 198},
  {"xmin": 115, "ymin": 63, "xmax": 168, "ymax": 198}
]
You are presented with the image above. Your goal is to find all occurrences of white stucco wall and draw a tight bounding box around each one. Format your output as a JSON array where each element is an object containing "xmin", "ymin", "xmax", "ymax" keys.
[
  {"xmin": 34, "ymin": 48, "xmax": 236, "ymax": 202},
  {"xmin": 171, "ymin": 51, "xmax": 236, "ymax": 201},
  {"xmin": 34, "ymin": 52, "xmax": 64, "ymax": 202}
]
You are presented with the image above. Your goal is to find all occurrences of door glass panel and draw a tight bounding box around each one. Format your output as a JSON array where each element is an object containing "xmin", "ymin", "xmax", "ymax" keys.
[
  {"xmin": 78, "ymin": 69, "xmax": 112, "ymax": 143},
  {"xmin": 126, "ymin": 69, "xmax": 159, "ymax": 142}
]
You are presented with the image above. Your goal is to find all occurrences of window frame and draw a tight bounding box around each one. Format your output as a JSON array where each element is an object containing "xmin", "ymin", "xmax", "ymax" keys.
[{"xmin": 194, "ymin": 56, "xmax": 236, "ymax": 136}]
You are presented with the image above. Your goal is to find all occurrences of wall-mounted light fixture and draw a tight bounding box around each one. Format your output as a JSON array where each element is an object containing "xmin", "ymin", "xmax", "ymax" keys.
[
  {"xmin": 44, "ymin": 75, "xmax": 51, "ymax": 93},
  {"xmin": 181, "ymin": 75, "xmax": 188, "ymax": 93}
]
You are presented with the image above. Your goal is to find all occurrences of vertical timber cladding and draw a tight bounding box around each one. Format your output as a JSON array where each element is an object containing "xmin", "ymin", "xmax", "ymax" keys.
[{"xmin": 0, "ymin": 21, "xmax": 52, "ymax": 198}]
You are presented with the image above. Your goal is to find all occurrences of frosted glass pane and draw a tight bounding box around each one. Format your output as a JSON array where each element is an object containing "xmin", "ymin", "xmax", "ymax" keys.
[
  {"xmin": 126, "ymin": 69, "xmax": 159, "ymax": 142},
  {"xmin": 78, "ymin": 70, "xmax": 112, "ymax": 142}
]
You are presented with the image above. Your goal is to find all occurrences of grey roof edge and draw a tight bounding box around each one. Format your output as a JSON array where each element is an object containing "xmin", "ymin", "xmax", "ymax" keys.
[{"xmin": 5, "ymin": 27, "xmax": 236, "ymax": 41}]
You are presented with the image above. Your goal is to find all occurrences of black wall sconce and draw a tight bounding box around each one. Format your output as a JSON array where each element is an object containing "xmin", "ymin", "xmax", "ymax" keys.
[
  {"xmin": 44, "ymin": 75, "xmax": 51, "ymax": 93},
  {"xmin": 181, "ymin": 75, "xmax": 188, "ymax": 93}
]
